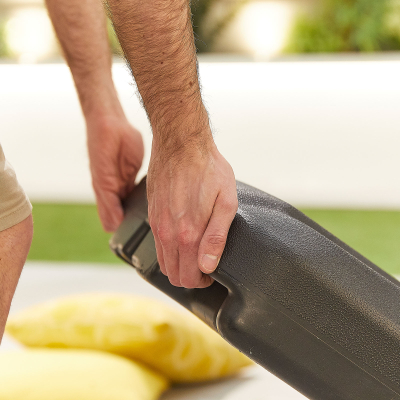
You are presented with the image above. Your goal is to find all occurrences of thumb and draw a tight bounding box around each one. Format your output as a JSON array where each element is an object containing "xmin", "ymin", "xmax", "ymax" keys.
[
  {"xmin": 95, "ymin": 189, "xmax": 124, "ymax": 232},
  {"xmin": 198, "ymin": 193, "xmax": 238, "ymax": 274}
]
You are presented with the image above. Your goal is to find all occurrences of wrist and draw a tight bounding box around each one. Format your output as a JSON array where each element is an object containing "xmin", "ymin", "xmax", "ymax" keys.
[
  {"xmin": 73, "ymin": 74, "xmax": 124, "ymax": 122},
  {"xmin": 151, "ymin": 123, "xmax": 215, "ymax": 163},
  {"xmin": 83, "ymin": 95, "xmax": 125, "ymax": 126},
  {"xmin": 151, "ymin": 102, "xmax": 211, "ymax": 143},
  {"xmin": 84, "ymin": 107, "xmax": 129, "ymax": 143},
  {"xmin": 84, "ymin": 103, "xmax": 125, "ymax": 125}
]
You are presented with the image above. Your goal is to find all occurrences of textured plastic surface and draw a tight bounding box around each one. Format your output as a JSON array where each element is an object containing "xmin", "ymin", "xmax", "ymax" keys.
[{"xmin": 110, "ymin": 177, "xmax": 400, "ymax": 400}]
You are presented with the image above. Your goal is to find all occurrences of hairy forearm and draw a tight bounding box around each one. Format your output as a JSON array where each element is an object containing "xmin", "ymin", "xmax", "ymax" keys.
[
  {"xmin": 106, "ymin": 0, "xmax": 211, "ymax": 148},
  {"xmin": 46, "ymin": 0, "xmax": 121, "ymax": 117},
  {"xmin": 107, "ymin": 0, "xmax": 237, "ymax": 290}
]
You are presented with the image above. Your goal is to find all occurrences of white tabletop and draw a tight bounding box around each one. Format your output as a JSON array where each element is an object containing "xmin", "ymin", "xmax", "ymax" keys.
[{"xmin": 1, "ymin": 261, "xmax": 308, "ymax": 400}]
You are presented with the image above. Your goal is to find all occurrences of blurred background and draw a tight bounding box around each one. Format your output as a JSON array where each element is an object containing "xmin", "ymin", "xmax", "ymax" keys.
[
  {"xmin": 3, "ymin": 0, "xmax": 400, "ymax": 61},
  {"xmin": 1, "ymin": 0, "xmax": 400, "ymax": 276},
  {"xmin": 1, "ymin": 1, "xmax": 400, "ymax": 398}
]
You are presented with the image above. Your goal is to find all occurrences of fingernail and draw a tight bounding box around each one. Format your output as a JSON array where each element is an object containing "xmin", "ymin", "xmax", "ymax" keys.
[{"xmin": 201, "ymin": 254, "xmax": 220, "ymax": 273}]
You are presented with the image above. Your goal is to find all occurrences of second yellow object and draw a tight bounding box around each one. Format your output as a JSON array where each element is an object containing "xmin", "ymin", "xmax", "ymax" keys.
[{"xmin": 6, "ymin": 293, "xmax": 252, "ymax": 382}]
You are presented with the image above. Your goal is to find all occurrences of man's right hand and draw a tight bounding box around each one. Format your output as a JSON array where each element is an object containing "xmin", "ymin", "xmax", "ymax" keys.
[
  {"xmin": 86, "ymin": 114, "xmax": 144, "ymax": 232},
  {"xmin": 147, "ymin": 132, "xmax": 238, "ymax": 289}
]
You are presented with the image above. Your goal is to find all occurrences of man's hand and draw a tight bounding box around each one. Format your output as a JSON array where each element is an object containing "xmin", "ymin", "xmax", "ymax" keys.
[
  {"xmin": 147, "ymin": 135, "xmax": 238, "ymax": 288},
  {"xmin": 87, "ymin": 115, "xmax": 144, "ymax": 232}
]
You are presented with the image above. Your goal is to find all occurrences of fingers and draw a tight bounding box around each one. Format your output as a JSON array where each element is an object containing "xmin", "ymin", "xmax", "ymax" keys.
[
  {"xmin": 159, "ymin": 232, "xmax": 181, "ymax": 287},
  {"xmin": 198, "ymin": 191, "xmax": 238, "ymax": 275},
  {"xmin": 150, "ymin": 210, "xmax": 214, "ymax": 288},
  {"xmin": 153, "ymin": 225, "xmax": 214, "ymax": 288},
  {"xmin": 150, "ymin": 191, "xmax": 237, "ymax": 288},
  {"xmin": 176, "ymin": 227, "xmax": 205, "ymax": 288},
  {"xmin": 151, "ymin": 215, "xmax": 182, "ymax": 286},
  {"xmin": 95, "ymin": 189, "xmax": 124, "ymax": 232},
  {"xmin": 153, "ymin": 232, "xmax": 167, "ymax": 275},
  {"xmin": 87, "ymin": 118, "xmax": 144, "ymax": 234}
]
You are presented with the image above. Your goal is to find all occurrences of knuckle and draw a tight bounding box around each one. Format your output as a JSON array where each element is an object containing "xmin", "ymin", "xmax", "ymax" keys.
[
  {"xmin": 168, "ymin": 277, "xmax": 182, "ymax": 287},
  {"xmin": 148, "ymin": 217, "xmax": 156, "ymax": 231},
  {"xmin": 233, "ymin": 197, "xmax": 239, "ymax": 210},
  {"xmin": 157, "ymin": 222, "xmax": 172, "ymax": 244},
  {"xmin": 177, "ymin": 228, "xmax": 196, "ymax": 248},
  {"xmin": 222, "ymin": 196, "xmax": 238, "ymax": 212},
  {"xmin": 180, "ymin": 274, "xmax": 201, "ymax": 289},
  {"xmin": 199, "ymin": 275, "xmax": 214, "ymax": 288},
  {"xmin": 148, "ymin": 215, "xmax": 159, "ymax": 234},
  {"xmin": 206, "ymin": 232, "xmax": 227, "ymax": 247}
]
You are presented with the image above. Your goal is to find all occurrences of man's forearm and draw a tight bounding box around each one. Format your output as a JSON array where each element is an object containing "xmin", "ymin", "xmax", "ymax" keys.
[
  {"xmin": 106, "ymin": 0, "xmax": 211, "ymax": 149},
  {"xmin": 107, "ymin": 0, "xmax": 237, "ymax": 290},
  {"xmin": 46, "ymin": 0, "xmax": 122, "ymax": 118},
  {"xmin": 46, "ymin": 0, "xmax": 145, "ymax": 233}
]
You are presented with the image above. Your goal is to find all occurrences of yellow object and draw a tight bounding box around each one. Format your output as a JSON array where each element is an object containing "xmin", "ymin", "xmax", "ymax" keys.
[
  {"xmin": 6, "ymin": 293, "xmax": 252, "ymax": 383},
  {"xmin": 0, "ymin": 349, "xmax": 168, "ymax": 400}
]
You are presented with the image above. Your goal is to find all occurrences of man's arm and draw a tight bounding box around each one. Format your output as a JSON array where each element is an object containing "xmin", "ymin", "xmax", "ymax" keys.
[
  {"xmin": 106, "ymin": 0, "xmax": 238, "ymax": 288},
  {"xmin": 45, "ymin": 0, "xmax": 144, "ymax": 232}
]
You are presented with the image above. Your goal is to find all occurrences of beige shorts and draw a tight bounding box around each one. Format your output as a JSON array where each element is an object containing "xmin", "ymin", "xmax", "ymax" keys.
[{"xmin": 0, "ymin": 144, "xmax": 32, "ymax": 232}]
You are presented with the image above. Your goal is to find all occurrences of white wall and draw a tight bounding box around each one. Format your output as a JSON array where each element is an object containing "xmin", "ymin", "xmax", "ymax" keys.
[{"xmin": 1, "ymin": 60, "xmax": 400, "ymax": 208}]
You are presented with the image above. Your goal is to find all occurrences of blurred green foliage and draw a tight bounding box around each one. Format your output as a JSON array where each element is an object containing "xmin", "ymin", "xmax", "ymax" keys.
[
  {"xmin": 107, "ymin": 0, "xmax": 247, "ymax": 54},
  {"xmin": 191, "ymin": 0, "xmax": 248, "ymax": 52},
  {"xmin": 286, "ymin": 0, "xmax": 400, "ymax": 53}
]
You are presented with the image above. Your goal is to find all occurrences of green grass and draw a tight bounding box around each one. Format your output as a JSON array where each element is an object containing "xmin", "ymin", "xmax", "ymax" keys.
[
  {"xmin": 28, "ymin": 203, "xmax": 400, "ymax": 275},
  {"xmin": 28, "ymin": 203, "xmax": 122, "ymax": 265},
  {"xmin": 301, "ymin": 209, "xmax": 400, "ymax": 276}
]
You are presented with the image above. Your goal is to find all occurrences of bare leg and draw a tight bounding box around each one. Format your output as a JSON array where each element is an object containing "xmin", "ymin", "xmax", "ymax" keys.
[{"xmin": 0, "ymin": 214, "xmax": 33, "ymax": 341}]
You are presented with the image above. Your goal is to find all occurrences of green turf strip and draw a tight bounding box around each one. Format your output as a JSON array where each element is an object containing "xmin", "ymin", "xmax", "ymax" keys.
[
  {"xmin": 28, "ymin": 203, "xmax": 400, "ymax": 275},
  {"xmin": 28, "ymin": 203, "xmax": 121, "ymax": 265},
  {"xmin": 301, "ymin": 209, "xmax": 400, "ymax": 276}
]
